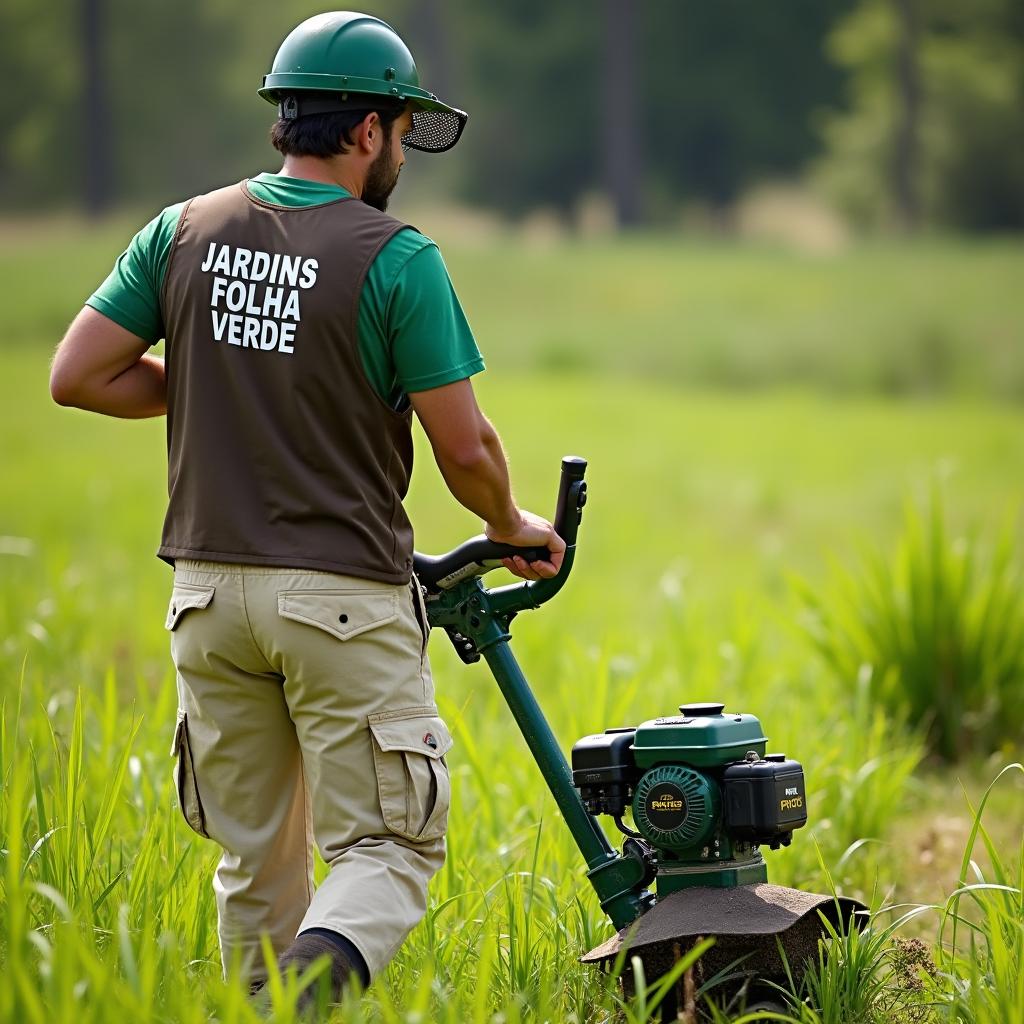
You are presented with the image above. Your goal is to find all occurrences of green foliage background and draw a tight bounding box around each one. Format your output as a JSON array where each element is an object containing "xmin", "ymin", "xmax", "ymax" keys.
[
  {"xmin": 3, "ymin": 0, "xmax": 1020, "ymax": 228},
  {"xmin": 815, "ymin": 0, "xmax": 1024, "ymax": 230}
]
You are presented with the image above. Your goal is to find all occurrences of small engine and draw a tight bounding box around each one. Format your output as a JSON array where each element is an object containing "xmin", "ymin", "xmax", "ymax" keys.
[{"xmin": 571, "ymin": 702, "xmax": 807, "ymax": 895}]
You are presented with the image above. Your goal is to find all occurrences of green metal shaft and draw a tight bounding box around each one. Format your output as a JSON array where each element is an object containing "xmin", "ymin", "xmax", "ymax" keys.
[
  {"xmin": 481, "ymin": 639, "xmax": 655, "ymax": 930},
  {"xmin": 481, "ymin": 640, "xmax": 616, "ymax": 869},
  {"xmin": 419, "ymin": 457, "xmax": 653, "ymax": 930}
]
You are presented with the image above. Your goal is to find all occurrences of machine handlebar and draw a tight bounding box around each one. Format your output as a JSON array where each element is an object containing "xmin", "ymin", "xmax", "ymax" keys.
[
  {"xmin": 413, "ymin": 456, "xmax": 588, "ymax": 602},
  {"xmin": 412, "ymin": 536, "xmax": 551, "ymax": 591}
]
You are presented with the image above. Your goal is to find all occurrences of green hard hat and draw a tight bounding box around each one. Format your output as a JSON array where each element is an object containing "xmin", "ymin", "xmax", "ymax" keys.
[{"xmin": 259, "ymin": 11, "xmax": 467, "ymax": 154}]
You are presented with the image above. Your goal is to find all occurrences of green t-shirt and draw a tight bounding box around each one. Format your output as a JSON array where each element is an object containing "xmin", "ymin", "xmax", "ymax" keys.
[{"xmin": 86, "ymin": 173, "xmax": 484, "ymax": 407}]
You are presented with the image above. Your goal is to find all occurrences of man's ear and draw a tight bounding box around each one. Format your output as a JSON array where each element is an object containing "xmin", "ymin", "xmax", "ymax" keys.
[{"xmin": 358, "ymin": 111, "xmax": 382, "ymax": 154}]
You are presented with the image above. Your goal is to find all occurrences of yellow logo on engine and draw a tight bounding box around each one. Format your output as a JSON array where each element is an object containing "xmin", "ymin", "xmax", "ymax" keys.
[
  {"xmin": 780, "ymin": 797, "xmax": 804, "ymax": 811},
  {"xmin": 651, "ymin": 797, "xmax": 684, "ymax": 811}
]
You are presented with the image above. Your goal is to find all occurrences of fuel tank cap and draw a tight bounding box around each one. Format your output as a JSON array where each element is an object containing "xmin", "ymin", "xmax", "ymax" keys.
[{"xmin": 678, "ymin": 702, "xmax": 726, "ymax": 716}]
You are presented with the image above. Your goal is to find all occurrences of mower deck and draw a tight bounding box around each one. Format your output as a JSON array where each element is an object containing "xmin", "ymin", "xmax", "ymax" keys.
[{"xmin": 582, "ymin": 882, "xmax": 866, "ymax": 1002}]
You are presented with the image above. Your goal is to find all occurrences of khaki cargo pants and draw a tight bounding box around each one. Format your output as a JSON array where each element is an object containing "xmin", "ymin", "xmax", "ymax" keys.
[{"xmin": 166, "ymin": 560, "xmax": 451, "ymax": 982}]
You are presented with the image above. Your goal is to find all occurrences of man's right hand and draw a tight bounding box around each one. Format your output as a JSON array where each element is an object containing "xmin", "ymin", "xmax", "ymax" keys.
[
  {"xmin": 410, "ymin": 378, "xmax": 566, "ymax": 580},
  {"xmin": 485, "ymin": 510, "xmax": 565, "ymax": 581}
]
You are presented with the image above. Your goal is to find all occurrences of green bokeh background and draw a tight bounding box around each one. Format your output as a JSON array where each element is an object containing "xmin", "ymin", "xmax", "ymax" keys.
[{"xmin": 2, "ymin": 1, "xmax": 1023, "ymax": 1018}]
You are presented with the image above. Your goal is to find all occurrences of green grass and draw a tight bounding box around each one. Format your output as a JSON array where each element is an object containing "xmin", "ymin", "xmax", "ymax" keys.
[
  {"xmin": 1, "ymin": 223, "xmax": 1023, "ymax": 1021},
  {"xmin": 445, "ymin": 234, "xmax": 1024, "ymax": 401},
  {"xmin": 797, "ymin": 490, "xmax": 1024, "ymax": 761},
  {"xmin": 3, "ymin": 216, "xmax": 1023, "ymax": 399}
]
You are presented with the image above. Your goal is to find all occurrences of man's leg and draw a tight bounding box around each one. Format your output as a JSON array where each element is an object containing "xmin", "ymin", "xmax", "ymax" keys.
[
  {"xmin": 167, "ymin": 561, "xmax": 313, "ymax": 982},
  {"xmin": 245, "ymin": 569, "xmax": 449, "ymax": 982}
]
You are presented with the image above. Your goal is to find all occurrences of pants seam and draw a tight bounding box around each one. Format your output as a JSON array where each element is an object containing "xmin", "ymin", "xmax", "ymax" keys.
[
  {"xmin": 410, "ymin": 577, "xmax": 431, "ymax": 704},
  {"xmin": 300, "ymin": 753, "xmax": 314, "ymax": 905},
  {"xmin": 240, "ymin": 570, "xmax": 275, "ymax": 671}
]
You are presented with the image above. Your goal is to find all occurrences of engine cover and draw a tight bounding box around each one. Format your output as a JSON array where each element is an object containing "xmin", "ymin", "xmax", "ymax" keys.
[{"xmin": 631, "ymin": 765, "xmax": 718, "ymax": 851}]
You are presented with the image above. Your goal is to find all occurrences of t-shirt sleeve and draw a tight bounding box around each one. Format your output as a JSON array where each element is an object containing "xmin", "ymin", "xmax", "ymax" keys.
[
  {"xmin": 85, "ymin": 202, "xmax": 186, "ymax": 344},
  {"xmin": 386, "ymin": 241, "xmax": 485, "ymax": 393}
]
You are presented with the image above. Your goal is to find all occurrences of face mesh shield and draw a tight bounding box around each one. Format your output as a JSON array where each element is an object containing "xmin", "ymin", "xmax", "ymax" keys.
[{"xmin": 401, "ymin": 107, "xmax": 468, "ymax": 153}]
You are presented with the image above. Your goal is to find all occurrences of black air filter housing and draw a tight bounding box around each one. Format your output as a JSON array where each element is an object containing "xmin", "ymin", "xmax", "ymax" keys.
[
  {"xmin": 571, "ymin": 728, "xmax": 637, "ymax": 817},
  {"xmin": 723, "ymin": 755, "xmax": 807, "ymax": 846}
]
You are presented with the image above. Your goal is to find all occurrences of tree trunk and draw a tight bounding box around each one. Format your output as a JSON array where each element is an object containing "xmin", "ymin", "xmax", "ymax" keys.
[
  {"xmin": 81, "ymin": 0, "xmax": 112, "ymax": 215},
  {"xmin": 602, "ymin": 0, "xmax": 643, "ymax": 227},
  {"xmin": 406, "ymin": 0, "xmax": 453, "ymax": 105},
  {"xmin": 892, "ymin": 0, "xmax": 920, "ymax": 231}
]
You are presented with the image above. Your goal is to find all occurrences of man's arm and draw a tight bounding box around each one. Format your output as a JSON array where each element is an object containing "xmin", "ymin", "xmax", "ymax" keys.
[
  {"xmin": 410, "ymin": 379, "xmax": 565, "ymax": 580},
  {"xmin": 50, "ymin": 307, "xmax": 167, "ymax": 418}
]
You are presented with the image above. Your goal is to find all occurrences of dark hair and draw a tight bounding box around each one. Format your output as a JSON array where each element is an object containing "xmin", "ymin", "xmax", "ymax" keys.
[{"xmin": 270, "ymin": 101, "xmax": 404, "ymax": 158}]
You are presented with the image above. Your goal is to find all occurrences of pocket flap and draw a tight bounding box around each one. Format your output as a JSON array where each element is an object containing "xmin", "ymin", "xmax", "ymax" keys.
[
  {"xmin": 278, "ymin": 589, "xmax": 398, "ymax": 641},
  {"xmin": 165, "ymin": 584, "xmax": 215, "ymax": 630},
  {"xmin": 368, "ymin": 706, "xmax": 454, "ymax": 760}
]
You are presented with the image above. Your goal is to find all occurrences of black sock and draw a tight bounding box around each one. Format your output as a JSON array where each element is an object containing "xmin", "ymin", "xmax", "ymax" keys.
[{"xmin": 296, "ymin": 927, "xmax": 370, "ymax": 989}]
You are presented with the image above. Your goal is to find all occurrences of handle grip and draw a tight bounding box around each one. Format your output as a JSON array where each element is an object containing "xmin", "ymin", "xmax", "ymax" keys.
[
  {"xmin": 413, "ymin": 455, "xmax": 588, "ymax": 601},
  {"xmin": 480, "ymin": 543, "xmax": 550, "ymax": 562},
  {"xmin": 413, "ymin": 537, "xmax": 551, "ymax": 591},
  {"xmin": 553, "ymin": 455, "xmax": 588, "ymax": 545},
  {"xmin": 488, "ymin": 455, "xmax": 588, "ymax": 614},
  {"xmin": 455, "ymin": 456, "xmax": 587, "ymax": 574}
]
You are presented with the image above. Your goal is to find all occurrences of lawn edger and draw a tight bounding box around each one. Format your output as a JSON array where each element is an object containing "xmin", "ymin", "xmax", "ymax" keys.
[{"xmin": 413, "ymin": 457, "xmax": 864, "ymax": 1015}]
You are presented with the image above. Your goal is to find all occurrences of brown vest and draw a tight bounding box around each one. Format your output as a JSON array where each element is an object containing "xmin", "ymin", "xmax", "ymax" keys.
[{"xmin": 158, "ymin": 181, "xmax": 414, "ymax": 583}]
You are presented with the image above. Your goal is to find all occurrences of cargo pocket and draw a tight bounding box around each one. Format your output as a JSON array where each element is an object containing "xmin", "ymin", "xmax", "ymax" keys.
[
  {"xmin": 368, "ymin": 706, "xmax": 454, "ymax": 842},
  {"xmin": 170, "ymin": 711, "xmax": 210, "ymax": 839},
  {"xmin": 165, "ymin": 583, "xmax": 215, "ymax": 630},
  {"xmin": 278, "ymin": 589, "xmax": 398, "ymax": 641}
]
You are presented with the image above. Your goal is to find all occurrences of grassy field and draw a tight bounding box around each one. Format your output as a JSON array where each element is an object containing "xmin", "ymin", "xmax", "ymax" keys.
[
  {"xmin": 3, "ymin": 213, "xmax": 1023, "ymax": 399},
  {"xmin": 1, "ymin": 223, "xmax": 1023, "ymax": 1022}
]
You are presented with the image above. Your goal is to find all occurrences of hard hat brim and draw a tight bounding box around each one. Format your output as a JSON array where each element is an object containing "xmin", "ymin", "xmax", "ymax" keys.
[{"xmin": 259, "ymin": 73, "xmax": 467, "ymax": 154}]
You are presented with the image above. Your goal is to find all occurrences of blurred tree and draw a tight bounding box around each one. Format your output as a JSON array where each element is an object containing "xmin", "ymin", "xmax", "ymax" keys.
[
  {"xmin": 0, "ymin": 0, "xmax": 78, "ymax": 207},
  {"xmin": 816, "ymin": 0, "xmax": 1024, "ymax": 231},
  {"xmin": 404, "ymin": 0, "xmax": 455, "ymax": 108},
  {"xmin": 451, "ymin": 0, "xmax": 602, "ymax": 216},
  {"xmin": 447, "ymin": 0, "xmax": 851, "ymax": 220},
  {"xmin": 0, "ymin": 0, "xmax": 853, "ymax": 218},
  {"xmin": 892, "ymin": 0, "xmax": 920, "ymax": 229},
  {"xmin": 81, "ymin": 0, "xmax": 112, "ymax": 214},
  {"xmin": 106, "ymin": 0, "xmax": 251, "ymax": 206},
  {"xmin": 602, "ymin": 0, "xmax": 644, "ymax": 226},
  {"xmin": 641, "ymin": 0, "xmax": 854, "ymax": 215},
  {"xmin": 3, "ymin": 0, "xmax": 963, "ymax": 228}
]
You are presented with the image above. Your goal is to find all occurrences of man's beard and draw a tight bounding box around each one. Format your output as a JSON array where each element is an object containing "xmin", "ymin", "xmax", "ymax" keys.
[{"xmin": 362, "ymin": 134, "xmax": 401, "ymax": 212}]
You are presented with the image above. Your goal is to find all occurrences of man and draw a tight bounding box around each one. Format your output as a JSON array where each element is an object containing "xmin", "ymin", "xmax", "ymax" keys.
[{"xmin": 49, "ymin": 10, "xmax": 563, "ymax": 1010}]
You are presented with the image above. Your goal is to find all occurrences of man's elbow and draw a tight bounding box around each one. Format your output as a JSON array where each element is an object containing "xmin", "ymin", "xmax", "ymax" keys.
[
  {"xmin": 49, "ymin": 370, "xmax": 74, "ymax": 407},
  {"xmin": 49, "ymin": 365, "xmax": 87, "ymax": 408}
]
